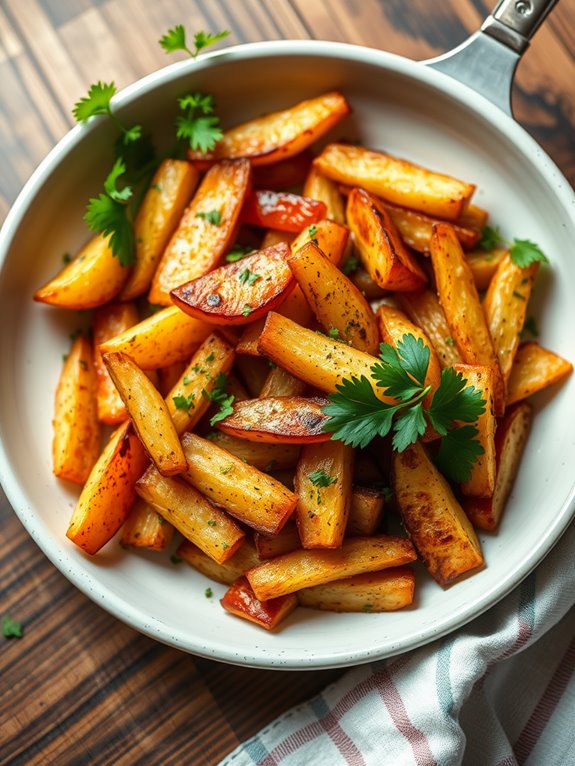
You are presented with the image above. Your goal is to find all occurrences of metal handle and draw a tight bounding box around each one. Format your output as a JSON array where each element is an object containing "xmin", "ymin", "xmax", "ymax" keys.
[{"xmin": 424, "ymin": 0, "xmax": 559, "ymax": 115}]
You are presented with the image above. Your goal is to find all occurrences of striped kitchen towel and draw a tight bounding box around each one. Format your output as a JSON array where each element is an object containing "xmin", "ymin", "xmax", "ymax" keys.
[{"xmin": 219, "ymin": 519, "xmax": 575, "ymax": 766}]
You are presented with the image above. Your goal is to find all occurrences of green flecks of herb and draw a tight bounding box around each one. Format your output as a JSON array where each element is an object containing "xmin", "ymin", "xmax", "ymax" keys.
[
  {"xmin": 156, "ymin": 513, "xmax": 165, "ymax": 525},
  {"xmin": 522, "ymin": 316, "xmax": 539, "ymax": 338},
  {"xmin": 225, "ymin": 244, "xmax": 254, "ymax": 262},
  {"xmin": 207, "ymin": 519, "xmax": 217, "ymax": 527},
  {"xmin": 196, "ymin": 209, "xmax": 222, "ymax": 226},
  {"xmin": 202, "ymin": 372, "xmax": 235, "ymax": 425},
  {"xmin": 308, "ymin": 224, "xmax": 318, "ymax": 245},
  {"xmin": 205, "ymin": 587, "xmax": 213, "ymax": 598},
  {"xmin": 78, "ymin": 359, "xmax": 88, "ymax": 370},
  {"xmin": 172, "ymin": 393, "xmax": 195, "ymax": 411},
  {"xmin": 220, "ymin": 464, "xmax": 233, "ymax": 475},
  {"xmin": 308, "ymin": 470, "xmax": 337, "ymax": 488},
  {"xmin": 242, "ymin": 304, "xmax": 254, "ymax": 317},
  {"xmin": 362, "ymin": 603, "xmax": 374, "ymax": 612},
  {"xmin": 183, "ymin": 375, "xmax": 192, "ymax": 386},
  {"xmin": 205, "ymin": 352, "xmax": 215, "ymax": 363},
  {"xmin": 342, "ymin": 255, "xmax": 360, "ymax": 275},
  {"xmin": 513, "ymin": 290, "xmax": 526, "ymax": 301},
  {"xmin": 221, "ymin": 542, "xmax": 229, "ymax": 551},
  {"xmin": 238, "ymin": 269, "xmax": 261, "ymax": 286},
  {"xmin": 445, "ymin": 336, "xmax": 456, "ymax": 346},
  {"xmin": 73, "ymin": 81, "xmax": 142, "ymax": 147},
  {"xmin": 148, "ymin": 303, "xmax": 163, "ymax": 314},
  {"xmin": 159, "ymin": 25, "xmax": 229, "ymax": 59},
  {"xmin": 2, "ymin": 616, "xmax": 23, "ymax": 639},
  {"xmin": 170, "ymin": 554, "xmax": 183, "ymax": 564},
  {"xmin": 479, "ymin": 225, "xmax": 549, "ymax": 268}
]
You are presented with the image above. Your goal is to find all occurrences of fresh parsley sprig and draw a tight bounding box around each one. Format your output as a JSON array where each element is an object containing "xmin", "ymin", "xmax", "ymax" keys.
[
  {"xmin": 159, "ymin": 25, "xmax": 229, "ymax": 58},
  {"xmin": 322, "ymin": 334, "xmax": 486, "ymax": 483},
  {"xmin": 176, "ymin": 92, "xmax": 223, "ymax": 153},
  {"xmin": 479, "ymin": 225, "xmax": 548, "ymax": 268},
  {"xmin": 73, "ymin": 82, "xmax": 142, "ymax": 146},
  {"xmin": 202, "ymin": 373, "xmax": 235, "ymax": 426}
]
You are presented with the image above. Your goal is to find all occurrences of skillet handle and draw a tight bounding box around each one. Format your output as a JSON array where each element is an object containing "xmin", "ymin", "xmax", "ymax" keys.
[{"xmin": 423, "ymin": 0, "xmax": 559, "ymax": 116}]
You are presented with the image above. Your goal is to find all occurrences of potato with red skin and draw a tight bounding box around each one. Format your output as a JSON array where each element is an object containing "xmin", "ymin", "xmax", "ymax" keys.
[
  {"xmin": 171, "ymin": 243, "xmax": 295, "ymax": 325},
  {"xmin": 217, "ymin": 396, "xmax": 331, "ymax": 443},
  {"xmin": 240, "ymin": 190, "xmax": 327, "ymax": 232},
  {"xmin": 221, "ymin": 576, "xmax": 298, "ymax": 630}
]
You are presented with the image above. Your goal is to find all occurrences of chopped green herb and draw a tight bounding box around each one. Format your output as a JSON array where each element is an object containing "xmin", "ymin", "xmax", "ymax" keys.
[
  {"xmin": 226, "ymin": 244, "xmax": 254, "ymax": 262},
  {"xmin": 78, "ymin": 359, "xmax": 88, "ymax": 370},
  {"xmin": 220, "ymin": 464, "xmax": 233, "ymax": 475},
  {"xmin": 205, "ymin": 587, "xmax": 213, "ymax": 598},
  {"xmin": 238, "ymin": 268, "xmax": 261, "ymax": 286},
  {"xmin": 183, "ymin": 375, "xmax": 192, "ymax": 386},
  {"xmin": 205, "ymin": 352, "xmax": 215, "ymax": 363},
  {"xmin": 479, "ymin": 225, "xmax": 549, "ymax": 268},
  {"xmin": 62, "ymin": 252, "xmax": 72, "ymax": 264},
  {"xmin": 362, "ymin": 603, "xmax": 374, "ymax": 612},
  {"xmin": 242, "ymin": 304, "xmax": 254, "ymax": 317},
  {"xmin": 522, "ymin": 316, "xmax": 539, "ymax": 338},
  {"xmin": 308, "ymin": 224, "xmax": 318, "ymax": 244},
  {"xmin": 512, "ymin": 290, "xmax": 526, "ymax": 301},
  {"xmin": 2, "ymin": 616, "xmax": 23, "ymax": 639},
  {"xmin": 445, "ymin": 336, "xmax": 456, "ymax": 346},
  {"xmin": 196, "ymin": 209, "xmax": 222, "ymax": 226},
  {"xmin": 172, "ymin": 393, "xmax": 195, "ymax": 410},
  {"xmin": 170, "ymin": 554, "xmax": 183, "ymax": 565},
  {"xmin": 308, "ymin": 470, "xmax": 337, "ymax": 488},
  {"xmin": 342, "ymin": 255, "xmax": 360, "ymax": 275},
  {"xmin": 156, "ymin": 513, "xmax": 165, "ymax": 525},
  {"xmin": 207, "ymin": 519, "xmax": 217, "ymax": 527}
]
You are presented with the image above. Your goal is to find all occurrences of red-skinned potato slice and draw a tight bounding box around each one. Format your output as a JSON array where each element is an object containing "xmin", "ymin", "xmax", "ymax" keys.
[
  {"xmin": 347, "ymin": 188, "xmax": 427, "ymax": 291},
  {"xmin": 315, "ymin": 143, "xmax": 475, "ymax": 220},
  {"xmin": 506, "ymin": 342, "xmax": 573, "ymax": 406},
  {"xmin": 217, "ymin": 396, "xmax": 331, "ymax": 443},
  {"xmin": 240, "ymin": 190, "xmax": 327, "ymax": 232},
  {"xmin": 66, "ymin": 422, "xmax": 148, "ymax": 555},
  {"xmin": 53, "ymin": 335, "xmax": 101, "ymax": 484},
  {"xmin": 187, "ymin": 91, "xmax": 350, "ymax": 166},
  {"xmin": 221, "ymin": 576, "xmax": 298, "ymax": 631},
  {"xmin": 170, "ymin": 243, "xmax": 295, "ymax": 325},
  {"xmin": 253, "ymin": 150, "xmax": 314, "ymax": 189},
  {"xmin": 149, "ymin": 158, "xmax": 252, "ymax": 305},
  {"xmin": 34, "ymin": 234, "xmax": 128, "ymax": 309}
]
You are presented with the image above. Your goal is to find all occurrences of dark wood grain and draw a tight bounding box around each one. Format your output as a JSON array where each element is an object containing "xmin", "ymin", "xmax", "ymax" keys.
[{"xmin": 0, "ymin": 2, "xmax": 573, "ymax": 764}]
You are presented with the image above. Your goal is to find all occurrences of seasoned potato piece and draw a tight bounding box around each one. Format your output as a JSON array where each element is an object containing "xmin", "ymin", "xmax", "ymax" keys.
[
  {"xmin": 240, "ymin": 190, "xmax": 326, "ymax": 232},
  {"xmin": 104, "ymin": 351, "xmax": 187, "ymax": 476},
  {"xmin": 303, "ymin": 166, "xmax": 346, "ymax": 223},
  {"xmin": 346, "ymin": 487, "xmax": 385, "ymax": 537},
  {"xmin": 294, "ymin": 440, "xmax": 354, "ymax": 549},
  {"xmin": 465, "ymin": 247, "xmax": 507, "ymax": 291},
  {"xmin": 66, "ymin": 422, "xmax": 148, "ymax": 555},
  {"xmin": 397, "ymin": 289, "xmax": 462, "ymax": 369},
  {"xmin": 290, "ymin": 219, "xmax": 350, "ymax": 267},
  {"xmin": 93, "ymin": 301, "xmax": 139, "ymax": 424},
  {"xmin": 177, "ymin": 539, "xmax": 263, "ymax": 584},
  {"xmin": 457, "ymin": 204, "xmax": 488, "ymax": 231},
  {"xmin": 298, "ymin": 568, "xmax": 414, "ymax": 612},
  {"xmin": 463, "ymin": 403, "xmax": 532, "ymax": 530},
  {"xmin": 393, "ymin": 441, "xmax": 483, "ymax": 586},
  {"xmin": 120, "ymin": 497, "xmax": 174, "ymax": 551},
  {"xmin": 149, "ymin": 159, "xmax": 252, "ymax": 305},
  {"xmin": 260, "ymin": 365, "xmax": 307, "ymax": 398},
  {"xmin": 506, "ymin": 343, "xmax": 573, "ymax": 406},
  {"xmin": 315, "ymin": 143, "xmax": 475, "ymax": 220},
  {"xmin": 187, "ymin": 91, "xmax": 350, "ymax": 165},
  {"xmin": 120, "ymin": 160, "xmax": 199, "ymax": 300},
  {"xmin": 34, "ymin": 234, "xmax": 127, "ymax": 309},
  {"xmin": 254, "ymin": 524, "xmax": 301, "ymax": 559},
  {"xmin": 384, "ymin": 202, "xmax": 480, "ymax": 253},
  {"xmin": 220, "ymin": 577, "xmax": 298, "ymax": 630},
  {"xmin": 171, "ymin": 243, "xmax": 295, "ymax": 325},
  {"xmin": 181, "ymin": 432, "xmax": 298, "ymax": 535},
  {"xmin": 347, "ymin": 189, "xmax": 427, "ymax": 291},
  {"xmin": 253, "ymin": 150, "xmax": 313, "ymax": 189},
  {"xmin": 288, "ymin": 241, "xmax": 379, "ymax": 354},
  {"xmin": 205, "ymin": 432, "xmax": 300, "ymax": 471},
  {"xmin": 136, "ymin": 466, "xmax": 245, "ymax": 563},
  {"xmin": 53, "ymin": 335, "xmax": 100, "ymax": 484},
  {"xmin": 99, "ymin": 306, "xmax": 211, "ymax": 370},
  {"xmin": 246, "ymin": 535, "xmax": 417, "ymax": 600}
]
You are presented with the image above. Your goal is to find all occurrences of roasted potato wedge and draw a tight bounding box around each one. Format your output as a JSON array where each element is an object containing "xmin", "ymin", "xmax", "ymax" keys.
[
  {"xmin": 259, "ymin": 365, "xmax": 307, "ymax": 398},
  {"xmin": 240, "ymin": 190, "xmax": 327, "ymax": 232},
  {"xmin": 385, "ymin": 202, "xmax": 480, "ymax": 253},
  {"xmin": 393, "ymin": 441, "xmax": 483, "ymax": 586},
  {"xmin": 315, "ymin": 143, "xmax": 475, "ymax": 220},
  {"xmin": 187, "ymin": 91, "xmax": 350, "ymax": 166},
  {"xmin": 253, "ymin": 150, "xmax": 313, "ymax": 189},
  {"xmin": 66, "ymin": 422, "xmax": 148, "ymax": 555},
  {"xmin": 104, "ymin": 351, "xmax": 187, "ymax": 476},
  {"xmin": 347, "ymin": 188, "xmax": 427, "ymax": 291},
  {"xmin": 149, "ymin": 158, "xmax": 252, "ymax": 305},
  {"xmin": 254, "ymin": 524, "xmax": 302, "ymax": 559},
  {"xmin": 397, "ymin": 289, "xmax": 462, "ymax": 369},
  {"xmin": 220, "ymin": 576, "xmax": 298, "ymax": 630},
  {"xmin": 53, "ymin": 335, "xmax": 101, "ymax": 484},
  {"xmin": 171, "ymin": 243, "xmax": 295, "ymax": 325},
  {"xmin": 217, "ymin": 396, "xmax": 331, "ymax": 444},
  {"xmin": 298, "ymin": 568, "xmax": 415, "ymax": 612},
  {"xmin": 506, "ymin": 342, "xmax": 573, "ymax": 406},
  {"xmin": 465, "ymin": 247, "xmax": 507, "ymax": 291},
  {"xmin": 120, "ymin": 159, "xmax": 199, "ymax": 300},
  {"xmin": 204, "ymin": 432, "xmax": 300, "ymax": 471},
  {"xmin": 177, "ymin": 539, "xmax": 263, "ymax": 584},
  {"xmin": 346, "ymin": 487, "xmax": 385, "ymax": 537},
  {"xmin": 290, "ymin": 219, "xmax": 349, "ymax": 267},
  {"xmin": 120, "ymin": 497, "xmax": 174, "ymax": 551},
  {"xmin": 303, "ymin": 166, "xmax": 346, "ymax": 223}
]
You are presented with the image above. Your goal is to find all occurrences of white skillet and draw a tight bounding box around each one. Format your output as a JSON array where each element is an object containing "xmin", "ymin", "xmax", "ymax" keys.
[{"xmin": 0, "ymin": 0, "xmax": 573, "ymax": 669}]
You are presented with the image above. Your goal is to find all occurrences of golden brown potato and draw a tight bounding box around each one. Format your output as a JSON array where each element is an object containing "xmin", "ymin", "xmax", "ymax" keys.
[
  {"xmin": 290, "ymin": 219, "xmax": 350, "ymax": 267},
  {"xmin": 259, "ymin": 365, "xmax": 307, "ymax": 398},
  {"xmin": 220, "ymin": 577, "xmax": 298, "ymax": 630},
  {"xmin": 205, "ymin": 432, "xmax": 300, "ymax": 471},
  {"xmin": 346, "ymin": 487, "xmax": 385, "ymax": 537},
  {"xmin": 397, "ymin": 289, "xmax": 463, "ymax": 369},
  {"xmin": 384, "ymin": 202, "xmax": 480, "ymax": 253},
  {"xmin": 120, "ymin": 497, "xmax": 174, "ymax": 551},
  {"xmin": 315, "ymin": 143, "xmax": 475, "ymax": 220},
  {"xmin": 465, "ymin": 247, "xmax": 507, "ymax": 291},
  {"xmin": 392, "ymin": 441, "xmax": 483, "ymax": 586},
  {"xmin": 177, "ymin": 539, "xmax": 263, "ymax": 584},
  {"xmin": 303, "ymin": 166, "xmax": 346, "ymax": 223},
  {"xmin": 53, "ymin": 335, "xmax": 101, "ymax": 485},
  {"xmin": 120, "ymin": 160, "xmax": 199, "ymax": 300},
  {"xmin": 66, "ymin": 422, "xmax": 148, "ymax": 555},
  {"xmin": 506, "ymin": 342, "xmax": 573, "ymax": 406},
  {"xmin": 217, "ymin": 396, "xmax": 331, "ymax": 443},
  {"xmin": 149, "ymin": 158, "xmax": 252, "ymax": 305},
  {"xmin": 34, "ymin": 234, "xmax": 128, "ymax": 309},
  {"xmin": 298, "ymin": 568, "xmax": 414, "ymax": 612},
  {"xmin": 254, "ymin": 524, "xmax": 302, "ymax": 559}
]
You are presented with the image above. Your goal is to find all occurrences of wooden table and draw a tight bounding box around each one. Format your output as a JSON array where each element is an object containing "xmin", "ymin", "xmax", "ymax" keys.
[{"xmin": 1, "ymin": 2, "xmax": 573, "ymax": 764}]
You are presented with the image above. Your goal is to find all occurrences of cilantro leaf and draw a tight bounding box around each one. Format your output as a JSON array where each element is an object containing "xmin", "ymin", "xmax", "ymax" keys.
[
  {"xmin": 73, "ymin": 81, "xmax": 116, "ymax": 122},
  {"xmin": 172, "ymin": 393, "xmax": 195, "ymax": 411},
  {"xmin": 434, "ymin": 426, "xmax": 485, "ymax": 483},
  {"xmin": 238, "ymin": 269, "xmax": 260, "ymax": 286},
  {"xmin": 392, "ymin": 402, "xmax": 426, "ymax": 452},
  {"xmin": 427, "ymin": 368, "xmax": 485, "ymax": 436},
  {"xmin": 478, "ymin": 225, "xmax": 502, "ymax": 251},
  {"xmin": 210, "ymin": 394, "xmax": 234, "ymax": 426},
  {"xmin": 193, "ymin": 30, "xmax": 230, "ymax": 54},
  {"xmin": 226, "ymin": 244, "xmax": 254, "ymax": 263},
  {"xmin": 84, "ymin": 194, "xmax": 135, "ymax": 266},
  {"xmin": 176, "ymin": 92, "xmax": 223, "ymax": 154},
  {"xmin": 196, "ymin": 210, "xmax": 222, "ymax": 226},
  {"xmin": 159, "ymin": 24, "xmax": 190, "ymax": 55},
  {"xmin": 372, "ymin": 343, "xmax": 422, "ymax": 401},
  {"xmin": 308, "ymin": 470, "xmax": 337, "ymax": 487},
  {"xmin": 2, "ymin": 615, "xmax": 23, "ymax": 639},
  {"xmin": 510, "ymin": 239, "xmax": 549, "ymax": 268},
  {"xmin": 103, "ymin": 158, "xmax": 133, "ymax": 202},
  {"xmin": 122, "ymin": 124, "xmax": 143, "ymax": 145}
]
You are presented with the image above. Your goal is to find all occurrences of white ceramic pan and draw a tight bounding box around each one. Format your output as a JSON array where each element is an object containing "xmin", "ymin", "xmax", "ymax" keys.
[{"xmin": 0, "ymin": 0, "xmax": 573, "ymax": 669}]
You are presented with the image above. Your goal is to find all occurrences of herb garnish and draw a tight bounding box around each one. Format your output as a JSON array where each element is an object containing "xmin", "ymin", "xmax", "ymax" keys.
[
  {"xmin": 238, "ymin": 269, "xmax": 261, "ymax": 286},
  {"xmin": 479, "ymin": 225, "xmax": 548, "ymax": 268},
  {"xmin": 2, "ymin": 616, "xmax": 23, "ymax": 639},
  {"xmin": 308, "ymin": 470, "xmax": 337, "ymax": 488},
  {"xmin": 226, "ymin": 244, "xmax": 254, "ymax": 263},
  {"xmin": 202, "ymin": 372, "xmax": 235, "ymax": 425},
  {"xmin": 159, "ymin": 26, "xmax": 229, "ymax": 59},
  {"xmin": 176, "ymin": 93, "xmax": 223, "ymax": 153},
  {"xmin": 172, "ymin": 393, "xmax": 195, "ymax": 411},
  {"xmin": 196, "ymin": 209, "xmax": 222, "ymax": 226}
]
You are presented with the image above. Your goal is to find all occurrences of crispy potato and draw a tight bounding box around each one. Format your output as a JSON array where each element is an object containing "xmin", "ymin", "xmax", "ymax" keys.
[
  {"xmin": 454, "ymin": 365, "xmax": 496, "ymax": 498},
  {"xmin": 290, "ymin": 219, "xmax": 350, "ymax": 267},
  {"xmin": 187, "ymin": 91, "xmax": 350, "ymax": 166},
  {"xmin": 303, "ymin": 166, "xmax": 345, "ymax": 223},
  {"xmin": 260, "ymin": 365, "xmax": 307, "ymax": 398},
  {"xmin": 260, "ymin": 229, "xmax": 296, "ymax": 248},
  {"xmin": 246, "ymin": 535, "xmax": 417, "ymax": 600},
  {"xmin": 288, "ymin": 241, "xmax": 379, "ymax": 354},
  {"xmin": 136, "ymin": 465, "xmax": 245, "ymax": 563},
  {"xmin": 253, "ymin": 150, "xmax": 313, "ymax": 189},
  {"xmin": 166, "ymin": 333, "xmax": 235, "ymax": 435},
  {"xmin": 149, "ymin": 159, "xmax": 252, "ymax": 305},
  {"xmin": 93, "ymin": 301, "xmax": 139, "ymax": 424},
  {"xmin": 181, "ymin": 432, "xmax": 298, "ymax": 534},
  {"xmin": 254, "ymin": 524, "xmax": 302, "ymax": 559},
  {"xmin": 177, "ymin": 539, "xmax": 263, "ymax": 584},
  {"xmin": 120, "ymin": 497, "xmax": 174, "ymax": 550},
  {"xmin": 204, "ymin": 432, "xmax": 300, "ymax": 471},
  {"xmin": 347, "ymin": 188, "xmax": 427, "ymax": 291},
  {"xmin": 384, "ymin": 202, "xmax": 480, "ymax": 253},
  {"xmin": 233, "ymin": 354, "xmax": 270, "ymax": 396},
  {"xmin": 240, "ymin": 190, "xmax": 327, "ymax": 232},
  {"xmin": 104, "ymin": 351, "xmax": 187, "ymax": 476},
  {"xmin": 393, "ymin": 441, "xmax": 483, "ymax": 586},
  {"xmin": 34, "ymin": 234, "xmax": 127, "ymax": 309},
  {"xmin": 120, "ymin": 160, "xmax": 199, "ymax": 300},
  {"xmin": 217, "ymin": 396, "xmax": 331, "ymax": 444},
  {"xmin": 220, "ymin": 576, "xmax": 298, "ymax": 630},
  {"xmin": 465, "ymin": 247, "xmax": 507, "ymax": 291},
  {"xmin": 315, "ymin": 143, "xmax": 475, "ymax": 220},
  {"xmin": 397, "ymin": 289, "xmax": 462, "ymax": 369},
  {"xmin": 53, "ymin": 335, "xmax": 101, "ymax": 484},
  {"xmin": 295, "ymin": 440, "xmax": 354, "ymax": 549},
  {"xmin": 430, "ymin": 223, "xmax": 505, "ymax": 415},
  {"xmin": 348, "ymin": 266, "xmax": 387, "ymax": 300},
  {"xmin": 463, "ymin": 403, "xmax": 532, "ymax": 530},
  {"xmin": 99, "ymin": 306, "xmax": 211, "ymax": 370},
  {"xmin": 506, "ymin": 342, "xmax": 573, "ymax": 406},
  {"xmin": 346, "ymin": 487, "xmax": 385, "ymax": 537},
  {"xmin": 226, "ymin": 373, "xmax": 250, "ymax": 402},
  {"xmin": 158, "ymin": 361, "xmax": 188, "ymax": 397},
  {"xmin": 483, "ymin": 254, "xmax": 539, "ymax": 384},
  {"xmin": 298, "ymin": 568, "xmax": 414, "ymax": 612},
  {"xmin": 458, "ymin": 204, "xmax": 488, "ymax": 231},
  {"xmin": 66, "ymin": 422, "xmax": 148, "ymax": 555},
  {"xmin": 171, "ymin": 243, "xmax": 295, "ymax": 325}
]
